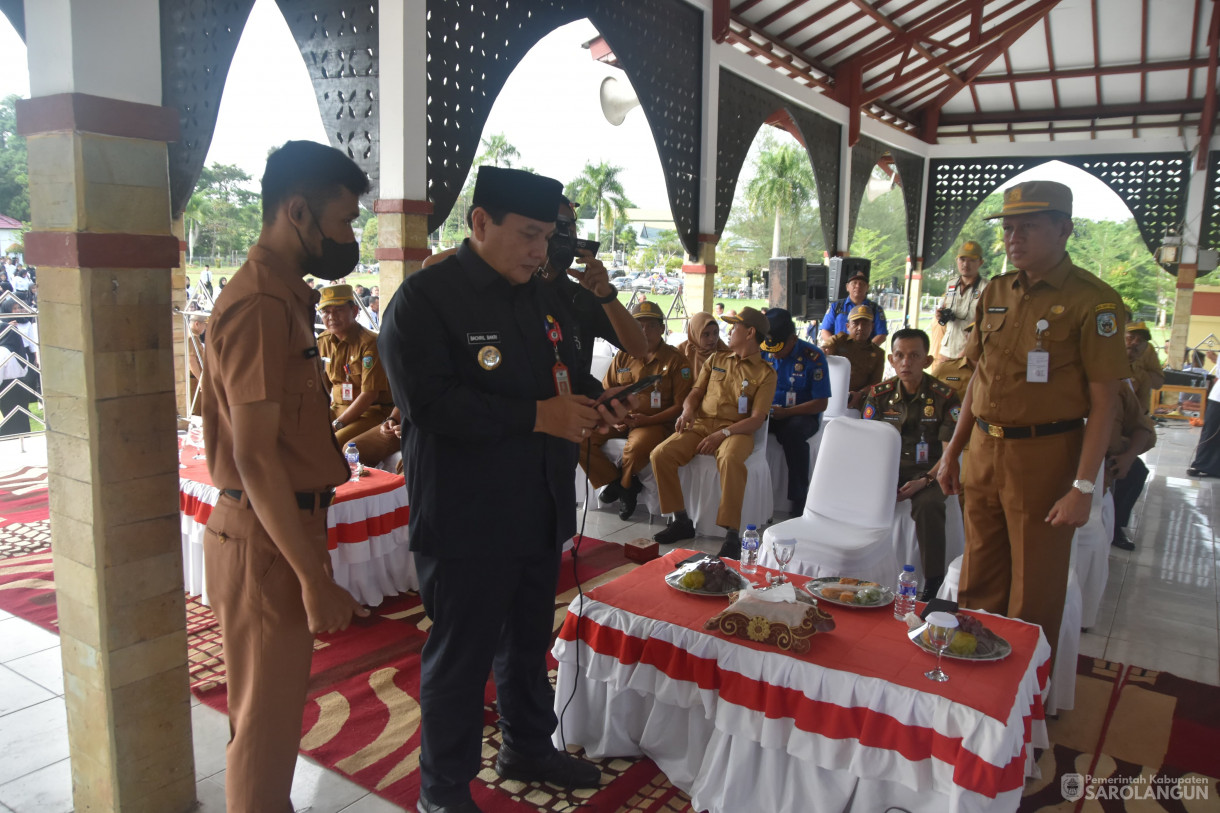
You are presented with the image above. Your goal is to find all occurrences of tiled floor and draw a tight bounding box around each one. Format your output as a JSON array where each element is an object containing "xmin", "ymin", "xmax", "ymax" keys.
[{"xmin": 0, "ymin": 421, "xmax": 1216, "ymax": 811}]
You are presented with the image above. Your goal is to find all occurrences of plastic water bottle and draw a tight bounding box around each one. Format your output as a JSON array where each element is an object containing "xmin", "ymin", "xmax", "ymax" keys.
[
  {"xmin": 740, "ymin": 525, "xmax": 760, "ymax": 575},
  {"xmin": 894, "ymin": 564, "xmax": 918, "ymax": 619},
  {"xmin": 345, "ymin": 441, "xmax": 362, "ymax": 482}
]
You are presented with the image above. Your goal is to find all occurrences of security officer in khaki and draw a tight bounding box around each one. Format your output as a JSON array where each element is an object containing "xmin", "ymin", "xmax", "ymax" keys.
[
  {"xmin": 863, "ymin": 328, "xmax": 960, "ymax": 599},
  {"xmin": 651, "ymin": 307, "xmax": 777, "ymax": 555},
  {"xmin": 937, "ymin": 181, "xmax": 1129, "ymax": 666},
  {"xmin": 317, "ymin": 283, "xmax": 393, "ymax": 444},
  {"xmin": 823, "ymin": 304, "xmax": 886, "ymax": 409},
  {"xmin": 1125, "ymin": 320, "xmax": 1164, "ymax": 414},
  {"xmin": 201, "ymin": 141, "xmax": 368, "ymax": 813},
  {"xmin": 581, "ymin": 301, "xmax": 692, "ymax": 519},
  {"xmin": 935, "ymin": 240, "xmax": 988, "ymax": 362}
]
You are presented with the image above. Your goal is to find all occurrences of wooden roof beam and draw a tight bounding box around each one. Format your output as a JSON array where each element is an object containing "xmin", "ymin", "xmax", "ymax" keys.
[
  {"xmin": 941, "ymin": 99, "xmax": 1209, "ymax": 125},
  {"xmin": 971, "ymin": 58, "xmax": 1209, "ymax": 83}
]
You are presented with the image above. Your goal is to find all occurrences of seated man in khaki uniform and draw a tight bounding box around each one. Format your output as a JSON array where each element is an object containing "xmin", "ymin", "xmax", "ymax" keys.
[
  {"xmin": 317, "ymin": 284, "xmax": 393, "ymax": 443},
  {"xmin": 823, "ymin": 304, "xmax": 886, "ymax": 409},
  {"xmin": 862, "ymin": 328, "xmax": 960, "ymax": 599},
  {"xmin": 651, "ymin": 307, "xmax": 777, "ymax": 556},
  {"xmin": 580, "ymin": 301, "xmax": 693, "ymax": 520},
  {"xmin": 1125, "ymin": 321, "xmax": 1164, "ymax": 414},
  {"xmin": 1109, "ymin": 381, "xmax": 1156, "ymax": 550}
]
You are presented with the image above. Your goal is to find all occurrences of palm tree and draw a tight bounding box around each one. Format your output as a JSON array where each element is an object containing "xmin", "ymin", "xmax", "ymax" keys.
[
  {"xmin": 477, "ymin": 133, "xmax": 520, "ymax": 168},
  {"xmin": 744, "ymin": 141, "xmax": 816, "ymax": 258},
  {"xmin": 183, "ymin": 191, "xmax": 211, "ymax": 264},
  {"xmin": 566, "ymin": 161, "xmax": 634, "ymax": 249}
]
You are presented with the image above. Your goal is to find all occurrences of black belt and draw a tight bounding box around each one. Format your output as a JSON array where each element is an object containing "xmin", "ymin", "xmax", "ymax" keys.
[
  {"xmin": 221, "ymin": 488, "xmax": 335, "ymax": 510},
  {"xmin": 975, "ymin": 417, "xmax": 1083, "ymax": 440}
]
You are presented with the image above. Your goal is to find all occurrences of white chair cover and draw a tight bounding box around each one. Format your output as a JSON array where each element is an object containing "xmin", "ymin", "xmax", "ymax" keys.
[
  {"xmin": 1073, "ymin": 462, "xmax": 1113, "ymax": 630},
  {"xmin": 823, "ymin": 355, "xmax": 852, "ymax": 418},
  {"xmin": 574, "ymin": 438, "xmax": 662, "ymax": 518},
  {"xmin": 758, "ymin": 419, "xmax": 900, "ymax": 585},
  {"xmin": 890, "ymin": 494, "xmax": 966, "ymax": 588},
  {"xmin": 938, "ymin": 550, "xmax": 1082, "ymax": 714},
  {"xmin": 678, "ymin": 420, "xmax": 773, "ymax": 536}
]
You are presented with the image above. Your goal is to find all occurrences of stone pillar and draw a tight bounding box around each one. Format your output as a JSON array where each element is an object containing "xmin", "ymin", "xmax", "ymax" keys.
[
  {"xmin": 1169, "ymin": 263, "xmax": 1197, "ymax": 369},
  {"xmin": 374, "ymin": 199, "xmax": 433, "ymax": 297},
  {"xmin": 171, "ymin": 215, "xmax": 188, "ymax": 421},
  {"xmin": 682, "ymin": 235, "xmax": 718, "ymax": 318},
  {"xmin": 19, "ymin": 1, "xmax": 195, "ymax": 811},
  {"xmin": 906, "ymin": 257, "xmax": 923, "ymax": 329}
]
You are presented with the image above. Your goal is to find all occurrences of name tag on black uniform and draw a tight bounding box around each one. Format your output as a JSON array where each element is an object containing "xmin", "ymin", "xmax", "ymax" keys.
[{"xmin": 467, "ymin": 332, "xmax": 501, "ymax": 344}]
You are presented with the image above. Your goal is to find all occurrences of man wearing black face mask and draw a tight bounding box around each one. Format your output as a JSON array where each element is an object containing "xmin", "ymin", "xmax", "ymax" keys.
[{"xmin": 201, "ymin": 140, "xmax": 371, "ymax": 813}]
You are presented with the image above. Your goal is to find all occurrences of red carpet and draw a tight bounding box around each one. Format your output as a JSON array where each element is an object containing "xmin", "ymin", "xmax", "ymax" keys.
[{"xmin": 0, "ymin": 466, "xmax": 50, "ymax": 560}]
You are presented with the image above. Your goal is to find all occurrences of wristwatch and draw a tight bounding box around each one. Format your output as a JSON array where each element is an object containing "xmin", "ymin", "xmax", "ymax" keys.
[
  {"xmin": 1072, "ymin": 478, "xmax": 1095, "ymax": 495},
  {"xmin": 332, "ymin": 419, "xmax": 344, "ymax": 430},
  {"xmin": 721, "ymin": 428, "xmax": 731, "ymax": 439}
]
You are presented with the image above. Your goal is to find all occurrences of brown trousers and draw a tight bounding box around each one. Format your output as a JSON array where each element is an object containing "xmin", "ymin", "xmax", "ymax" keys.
[
  {"xmin": 578, "ymin": 424, "xmax": 671, "ymax": 488},
  {"xmin": 959, "ymin": 424, "xmax": 1082, "ymax": 666},
  {"xmin": 651, "ymin": 421, "xmax": 753, "ymax": 529},
  {"xmin": 352, "ymin": 420, "xmax": 402, "ymax": 470},
  {"xmin": 331, "ymin": 402, "xmax": 391, "ymax": 445},
  {"xmin": 204, "ymin": 494, "xmax": 328, "ymax": 813}
]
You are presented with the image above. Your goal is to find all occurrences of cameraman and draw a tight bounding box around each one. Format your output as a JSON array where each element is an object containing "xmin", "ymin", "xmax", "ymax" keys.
[{"xmin": 935, "ymin": 240, "xmax": 987, "ymax": 362}]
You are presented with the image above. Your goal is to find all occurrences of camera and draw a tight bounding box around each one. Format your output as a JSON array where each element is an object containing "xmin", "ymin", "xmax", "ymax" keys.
[
  {"xmin": 546, "ymin": 216, "xmax": 601, "ymax": 273},
  {"xmin": 936, "ymin": 307, "xmax": 956, "ymax": 326}
]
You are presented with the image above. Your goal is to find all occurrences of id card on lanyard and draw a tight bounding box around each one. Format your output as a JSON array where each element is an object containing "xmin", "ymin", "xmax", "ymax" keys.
[{"xmin": 545, "ymin": 315, "xmax": 571, "ymax": 396}]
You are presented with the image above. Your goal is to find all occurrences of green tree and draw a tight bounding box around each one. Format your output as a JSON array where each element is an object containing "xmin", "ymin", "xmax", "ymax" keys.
[
  {"xmin": 191, "ymin": 163, "xmax": 261, "ymax": 263},
  {"xmin": 359, "ymin": 214, "xmax": 379, "ymax": 265},
  {"xmin": 477, "ymin": 133, "xmax": 520, "ymax": 168},
  {"xmin": 0, "ymin": 95, "xmax": 29, "ymax": 222},
  {"xmin": 744, "ymin": 136, "xmax": 816, "ymax": 258},
  {"xmin": 617, "ymin": 224, "xmax": 638, "ymax": 258},
  {"xmin": 566, "ymin": 162, "xmax": 634, "ymax": 249},
  {"xmin": 183, "ymin": 192, "xmax": 211, "ymax": 264},
  {"xmin": 850, "ymin": 170, "xmax": 910, "ymax": 290}
]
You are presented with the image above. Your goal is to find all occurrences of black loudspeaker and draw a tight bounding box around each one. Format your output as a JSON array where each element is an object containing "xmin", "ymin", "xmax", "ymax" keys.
[
  {"xmin": 827, "ymin": 257, "xmax": 872, "ymax": 304},
  {"xmin": 768, "ymin": 257, "xmax": 806, "ymax": 315},
  {"xmin": 805, "ymin": 263, "xmax": 829, "ymax": 323}
]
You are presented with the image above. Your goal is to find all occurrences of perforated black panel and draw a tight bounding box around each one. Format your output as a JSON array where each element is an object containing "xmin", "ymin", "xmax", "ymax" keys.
[
  {"xmin": 1202, "ymin": 152, "xmax": 1220, "ymax": 252},
  {"xmin": 847, "ymin": 135, "xmax": 889, "ymax": 248},
  {"xmin": 715, "ymin": 69, "xmax": 841, "ymax": 254},
  {"xmin": 891, "ymin": 148, "xmax": 924, "ymax": 260},
  {"xmin": 276, "ymin": 0, "xmax": 380, "ymax": 202},
  {"xmin": 922, "ymin": 158, "xmax": 1034, "ymax": 267},
  {"xmin": 161, "ymin": 0, "xmax": 257, "ymax": 216},
  {"xmin": 426, "ymin": 0, "xmax": 703, "ymax": 253}
]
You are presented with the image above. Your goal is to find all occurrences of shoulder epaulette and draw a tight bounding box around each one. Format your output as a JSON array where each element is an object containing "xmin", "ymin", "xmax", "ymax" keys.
[
  {"xmin": 927, "ymin": 377, "xmax": 953, "ymax": 398},
  {"xmin": 872, "ymin": 378, "xmax": 898, "ymax": 395}
]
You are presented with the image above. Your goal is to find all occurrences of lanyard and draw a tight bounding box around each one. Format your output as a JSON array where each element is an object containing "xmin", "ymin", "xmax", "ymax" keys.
[{"xmin": 546, "ymin": 314, "xmax": 571, "ymax": 396}]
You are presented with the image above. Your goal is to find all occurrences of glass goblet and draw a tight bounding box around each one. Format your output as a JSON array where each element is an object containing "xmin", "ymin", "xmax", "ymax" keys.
[
  {"xmin": 923, "ymin": 611, "xmax": 959, "ymax": 683},
  {"xmin": 771, "ymin": 537, "xmax": 796, "ymax": 583}
]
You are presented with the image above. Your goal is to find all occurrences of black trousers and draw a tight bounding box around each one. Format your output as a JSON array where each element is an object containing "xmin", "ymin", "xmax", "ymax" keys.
[
  {"xmin": 415, "ymin": 547, "xmax": 562, "ymax": 804},
  {"xmin": 1190, "ymin": 401, "xmax": 1220, "ymax": 476},
  {"xmin": 1113, "ymin": 456, "xmax": 1150, "ymax": 532},
  {"xmin": 769, "ymin": 413, "xmax": 822, "ymax": 504}
]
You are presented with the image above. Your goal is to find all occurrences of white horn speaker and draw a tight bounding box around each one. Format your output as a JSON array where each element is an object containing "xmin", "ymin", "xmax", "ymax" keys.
[{"xmin": 599, "ymin": 75, "xmax": 640, "ymax": 126}]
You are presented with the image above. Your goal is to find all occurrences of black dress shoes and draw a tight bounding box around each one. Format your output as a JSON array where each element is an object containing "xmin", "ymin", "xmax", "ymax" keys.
[
  {"xmin": 1112, "ymin": 530, "xmax": 1135, "ymax": 551},
  {"xmin": 417, "ymin": 794, "xmax": 485, "ymax": 813},
  {"xmin": 654, "ymin": 515, "xmax": 696, "ymax": 545},
  {"xmin": 618, "ymin": 476, "xmax": 643, "ymax": 520},
  {"xmin": 495, "ymin": 743, "xmax": 602, "ymax": 789}
]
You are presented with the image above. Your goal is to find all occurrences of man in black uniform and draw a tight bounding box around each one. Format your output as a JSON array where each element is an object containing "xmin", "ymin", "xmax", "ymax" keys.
[{"xmin": 379, "ymin": 167, "xmax": 628, "ymax": 813}]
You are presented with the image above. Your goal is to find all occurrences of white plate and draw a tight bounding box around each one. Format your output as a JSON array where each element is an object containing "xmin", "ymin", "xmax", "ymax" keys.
[
  {"xmin": 802, "ymin": 577, "xmax": 894, "ymax": 608},
  {"xmin": 664, "ymin": 564, "xmax": 748, "ymax": 597},
  {"xmin": 908, "ymin": 621, "xmax": 1013, "ymax": 662}
]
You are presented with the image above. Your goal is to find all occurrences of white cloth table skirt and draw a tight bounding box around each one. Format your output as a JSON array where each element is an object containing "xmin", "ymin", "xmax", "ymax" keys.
[{"xmin": 179, "ymin": 470, "xmax": 416, "ymax": 607}]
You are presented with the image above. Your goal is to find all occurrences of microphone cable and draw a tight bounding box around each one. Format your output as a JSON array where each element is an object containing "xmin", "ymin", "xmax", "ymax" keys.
[{"xmin": 557, "ymin": 434, "xmax": 593, "ymax": 752}]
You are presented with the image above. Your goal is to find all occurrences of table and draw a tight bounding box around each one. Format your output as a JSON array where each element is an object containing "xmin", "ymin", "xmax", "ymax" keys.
[
  {"xmin": 1155, "ymin": 384, "xmax": 1208, "ymax": 420},
  {"xmin": 552, "ymin": 550, "xmax": 1051, "ymax": 813},
  {"xmin": 178, "ymin": 451, "xmax": 416, "ymax": 606}
]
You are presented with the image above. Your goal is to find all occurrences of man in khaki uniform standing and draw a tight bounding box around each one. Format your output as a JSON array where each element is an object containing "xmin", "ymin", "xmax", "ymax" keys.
[
  {"xmin": 938, "ymin": 181, "xmax": 1129, "ymax": 665},
  {"xmin": 823, "ymin": 305, "xmax": 886, "ymax": 409},
  {"xmin": 934, "ymin": 240, "xmax": 988, "ymax": 363},
  {"xmin": 582, "ymin": 301, "xmax": 692, "ymax": 519},
  {"xmin": 317, "ymin": 283, "xmax": 393, "ymax": 444},
  {"xmin": 651, "ymin": 307, "xmax": 777, "ymax": 555},
  {"xmin": 202, "ymin": 141, "xmax": 369, "ymax": 813}
]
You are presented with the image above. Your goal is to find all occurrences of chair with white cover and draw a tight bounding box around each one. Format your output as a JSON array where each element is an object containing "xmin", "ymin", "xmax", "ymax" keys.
[
  {"xmin": 573, "ymin": 439, "xmax": 662, "ymax": 519},
  {"xmin": 758, "ymin": 419, "xmax": 900, "ymax": 585},
  {"xmin": 822, "ymin": 355, "xmax": 853, "ymax": 419},
  {"xmin": 677, "ymin": 419, "xmax": 773, "ymax": 536},
  {"xmin": 937, "ymin": 547, "xmax": 1083, "ymax": 714},
  {"xmin": 589, "ymin": 339, "xmax": 616, "ymax": 382},
  {"xmin": 1072, "ymin": 461, "xmax": 1112, "ymax": 630},
  {"xmin": 890, "ymin": 493, "xmax": 966, "ymax": 588}
]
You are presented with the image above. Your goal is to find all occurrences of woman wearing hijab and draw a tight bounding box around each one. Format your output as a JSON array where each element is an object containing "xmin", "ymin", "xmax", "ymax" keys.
[{"xmin": 677, "ymin": 311, "xmax": 727, "ymax": 377}]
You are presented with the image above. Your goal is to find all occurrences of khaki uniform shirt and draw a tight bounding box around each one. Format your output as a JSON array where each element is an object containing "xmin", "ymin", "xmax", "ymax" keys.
[
  {"xmin": 964, "ymin": 255, "xmax": 1130, "ymax": 426},
  {"xmin": 1105, "ymin": 382, "xmax": 1157, "ymax": 489},
  {"xmin": 1129, "ymin": 342, "xmax": 1164, "ymax": 414},
  {"xmin": 863, "ymin": 373, "xmax": 960, "ymax": 471},
  {"xmin": 318, "ymin": 324, "xmax": 391, "ymax": 408},
  {"xmin": 938, "ymin": 276, "xmax": 987, "ymax": 358},
  {"xmin": 201, "ymin": 245, "xmax": 347, "ymax": 491},
  {"xmin": 824, "ymin": 333, "xmax": 886, "ymax": 394},
  {"xmin": 929, "ymin": 356, "xmax": 974, "ymax": 404},
  {"xmin": 693, "ymin": 351, "xmax": 777, "ymax": 428},
  {"xmin": 603, "ymin": 342, "xmax": 694, "ymax": 417}
]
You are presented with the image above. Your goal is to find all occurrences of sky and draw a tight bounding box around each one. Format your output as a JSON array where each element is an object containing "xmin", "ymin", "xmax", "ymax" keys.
[{"xmin": 0, "ymin": 1, "xmax": 1137, "ymax": 225}]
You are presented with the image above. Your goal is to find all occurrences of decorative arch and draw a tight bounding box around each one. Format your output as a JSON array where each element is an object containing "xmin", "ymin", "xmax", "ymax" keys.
[
  {"xmin": 714, "ymin": 68, "xmax": 841, "ymax": 255},
  {"xmin": 922, "ymin": 153, "xmax": 1189, "ymax": 270},
  {"xmin": 1202, "ymin": 151, "xmax": 1220, "ymax": 251},
  {"xmin": 425, "ymin": 0, "xmax": 703, "ymax": 253},
  {"xmin": 845, "ymin": 136, "xmax": 924, "ymax": 259}
]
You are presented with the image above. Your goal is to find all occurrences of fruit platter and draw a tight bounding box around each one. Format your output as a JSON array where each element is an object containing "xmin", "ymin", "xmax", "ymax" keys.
[
  {"xmin": 665, "ymin": 556, "xmax": 749, "ymax": 596},
  {"xmin": 802, "ymin": 577, "xmax": 894, "ymax": 608}
]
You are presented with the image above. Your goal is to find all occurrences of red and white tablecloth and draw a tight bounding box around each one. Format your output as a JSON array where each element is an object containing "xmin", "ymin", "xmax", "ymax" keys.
[
  {"xmin": 552, "ymin": 549, "xmax": 1051, "ymax": 813},
  {"xmin": 178, "ymin": 453, "xmax": 415, "ymax": 607}
]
